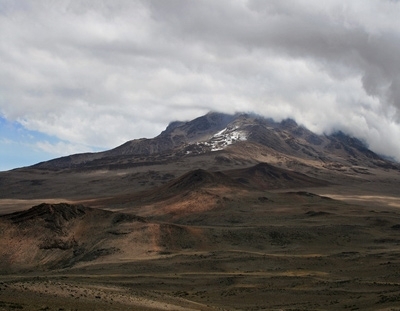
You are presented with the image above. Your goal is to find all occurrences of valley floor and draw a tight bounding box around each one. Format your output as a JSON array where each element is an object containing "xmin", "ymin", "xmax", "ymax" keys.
[
  {"xmin": 1, "ymin": 184, "xmax": 400, "ymax": 310},
  {"xmin": 1, "ymin": 245, "xmax": 400, "ymax": 311},
  {"xmin": 3, "ymin": 112, "xmax": 400, "ymax": 310}
]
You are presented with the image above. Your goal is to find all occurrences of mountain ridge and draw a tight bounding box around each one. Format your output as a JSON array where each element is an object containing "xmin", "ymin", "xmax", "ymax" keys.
[{"xmin": 29, "ymin": 112, "xmax": 397, "ymax": 171}]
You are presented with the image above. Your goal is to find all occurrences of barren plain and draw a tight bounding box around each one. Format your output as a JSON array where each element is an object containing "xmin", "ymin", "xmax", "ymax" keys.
[{"xmin": 1, "ymin": 169, "xmax": 400, "ymax": 310}]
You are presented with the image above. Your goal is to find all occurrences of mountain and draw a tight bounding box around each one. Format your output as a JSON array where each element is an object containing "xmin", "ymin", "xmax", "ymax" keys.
[
  {"xmin": 30, "ymin": 112, "xmax": 396, "ymax": 171},
  {"xmin": 0, "ymin": 111, "xmax": 398, "ymax": 200},
  {"xmin": 29, "ymin": 112, "xmax": 237, "ymax": 170}
]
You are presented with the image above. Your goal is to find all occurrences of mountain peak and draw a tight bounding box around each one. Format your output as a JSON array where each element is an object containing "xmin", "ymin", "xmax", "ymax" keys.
[
  {"xmin": 280, "ymin": 118, "xmax": 298, "ymax": 129},
  {"xmin": 28, "ymin": 111, "xmax": 397, "ymax": 172}
]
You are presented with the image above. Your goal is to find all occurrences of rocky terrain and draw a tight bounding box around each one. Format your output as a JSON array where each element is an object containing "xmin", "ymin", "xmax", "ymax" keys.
[{"xmin": 1, "ymin": 112, "xmax": 400, "ymax": 310}]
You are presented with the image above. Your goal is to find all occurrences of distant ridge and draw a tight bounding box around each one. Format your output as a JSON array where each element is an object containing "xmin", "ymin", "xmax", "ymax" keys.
[
  {"xmin": 225, "ymin": 162, "xmax": 329, "ymax": 190},
  {"xmin": 104, "ymin": 168, "xmax": 244, "ymax": 205}
]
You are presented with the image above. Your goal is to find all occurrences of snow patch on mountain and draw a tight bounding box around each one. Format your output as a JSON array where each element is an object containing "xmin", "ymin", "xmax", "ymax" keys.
[{"xmin": 200, "ymin": 127, "xmax": 248, "ymax": 151}]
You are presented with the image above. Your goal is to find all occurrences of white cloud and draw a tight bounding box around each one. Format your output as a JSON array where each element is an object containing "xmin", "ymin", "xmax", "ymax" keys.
[
  {"xmin": 0, "ymin": 0, "xmax": 400, "ymax": 160},
  {"xmin": 34, "ymin": 140, "xmax": 92, "ymax": 156}
]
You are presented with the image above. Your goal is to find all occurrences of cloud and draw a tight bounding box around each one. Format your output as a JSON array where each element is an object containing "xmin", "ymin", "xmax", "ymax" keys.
[
  {"xmin": 33, "ymin": 140, "xmax": 94, "ymax": 156},
  {"xmin": 1, "ymin": 0, "xmax": 400, "ymax": 160}
]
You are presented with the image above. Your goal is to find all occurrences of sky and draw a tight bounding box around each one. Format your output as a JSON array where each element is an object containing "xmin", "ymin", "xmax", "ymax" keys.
[{"xmin": 1, "ymin": 0, "xmax": 400, "ymax": 171}]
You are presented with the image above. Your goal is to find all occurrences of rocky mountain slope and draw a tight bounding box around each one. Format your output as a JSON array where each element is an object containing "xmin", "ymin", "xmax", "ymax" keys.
[
  {"xmin": 30, "ymin": 112, "xmax": 397, "ymax": 171},
  {"xmin": 0, "ymin": 111, "xmax": 398, "ymax": 201}
]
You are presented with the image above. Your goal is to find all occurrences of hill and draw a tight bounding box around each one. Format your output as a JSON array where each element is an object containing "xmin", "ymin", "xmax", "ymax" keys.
[{"xmin": 225, "ymin": 162, "xmax": 329, "ymax": 190}]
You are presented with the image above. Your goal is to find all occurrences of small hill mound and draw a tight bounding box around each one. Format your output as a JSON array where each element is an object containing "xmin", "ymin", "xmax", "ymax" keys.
[
  {"xmin": 136, "ymin": 169, "xmax": 244, "ymax": 221},
  {"xmin": 3, "ymin": 203, "xmax": 88, "ymax": 225},
  {"xmin": 1, "ymin": 203, "xmax": 97, "ymax": 235},
  {"xmin": 0, "ymin": 203, "xmax": 161, "ymax": 271},
  {"xmin": 86, "ymin": 169, "xmax": 245, "ymax": 220},
  {"xmin": 165, "ymin": 169, "xmax": 241, "ymax": 193},
  {"xmin": 226, "ymin": 162, "xmax": 328, "ymax": 190}
]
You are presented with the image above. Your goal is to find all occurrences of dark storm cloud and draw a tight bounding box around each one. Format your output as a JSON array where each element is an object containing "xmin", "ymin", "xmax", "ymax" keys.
[
  {"xmin": 149, "ymin": 0, "xmax": 400, "ymax": 111},
  {"xmin": 0, "ymin": 0, "xmax": 399, "ymax": 159}
]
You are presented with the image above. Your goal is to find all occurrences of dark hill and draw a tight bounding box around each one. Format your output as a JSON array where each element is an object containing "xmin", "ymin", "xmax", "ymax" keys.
[
  {"xmin": 2, "ymin": 203, "xmax": 88, "ymax": 224},
  {"xmin": 225, "ymin": 162, "xmax": 329, "ymax": 190},
  {"xmin": 164, "ymin": 169, "xmax": 242, "ymax": 193},
  {"xmin": 85, "ymin": 168, "xmax": 245, "ymax": 213}
]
